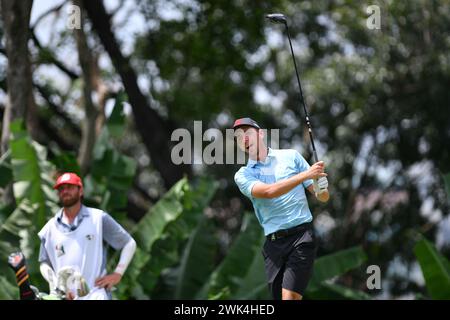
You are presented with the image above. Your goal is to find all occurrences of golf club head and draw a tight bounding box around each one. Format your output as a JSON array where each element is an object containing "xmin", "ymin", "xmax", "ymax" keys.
[
  {"xmin": 8, "ymin": 252, "xmax": 26, "ymax": 271},
  {"xmin": 266, "ymin": 13, "xmax": 287, "ymax": 24}
]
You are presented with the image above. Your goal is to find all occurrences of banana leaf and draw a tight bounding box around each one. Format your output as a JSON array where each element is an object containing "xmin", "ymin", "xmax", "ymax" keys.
[
  {"xmin": 5, "ymin": 120, "xmax": 60, "ymax": 289},
  {"xmin": 113, "ymin": 177, "xmax": 218, "ymax": 299},
  {"xmin": 82, "ymin": 95, "xmax": 136, "ymax": 217},
  {"xmin": 414, "ymin": 237, "xmax": 450, "ymax": 299},
  {"xmin": 232, "ymin": 233, "xmax": 270, "ymax": 300},
  {"xmin": 106, "ymin": 91, "xmax": 127, "ymax": 138},
  {"xmin": 0, "ymin": 275, "xmax": 19, "ymax": 300},
  {"xmin": 87, "ymin": 127, "xmax": 137, "ymax": 216},
  {"xmin": 138, "ymin": 177, "xmax": 219, "ymax": 297},
  {"xmin": 306, "ymin": 246, "xmax": 368, "ymax": 293},
  {"xmin": 307, "ymin": 282, "xmax": 372, "ymax": 300},
  {"xmin": 197, "ymin": 213, "xmax": 263, "ymax": 299},
  {"xmin": 10, "ymin": 120, "xmax": 59, "ymax": 226},
  {"xmin": 111, "ymin": 178, "xmax": 188, "ymax": 298},
  {"xmin": 173, "ymin": 218, "xmax": 217, "ymax": 299},
  {"xmin": 152, "ymin": 217, "xmax": 217, "ymax": 299}
]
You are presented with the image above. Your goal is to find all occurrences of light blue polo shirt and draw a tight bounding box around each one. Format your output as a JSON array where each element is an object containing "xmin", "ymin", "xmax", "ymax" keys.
[{"xmin": 234, "ymin": 148, "xmax": 314, "ymax": 236}]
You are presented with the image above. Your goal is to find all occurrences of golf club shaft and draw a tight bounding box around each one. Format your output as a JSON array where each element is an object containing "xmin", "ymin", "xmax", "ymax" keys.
[{"xmin": 284, "ymin": 23, "xmax": 319, "ymax": 163}]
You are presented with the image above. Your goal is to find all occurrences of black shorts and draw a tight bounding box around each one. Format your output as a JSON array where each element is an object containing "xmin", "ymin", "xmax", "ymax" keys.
[{"xmin": 262, "ymin": 223, "xmax": 317, "ymax": 299}]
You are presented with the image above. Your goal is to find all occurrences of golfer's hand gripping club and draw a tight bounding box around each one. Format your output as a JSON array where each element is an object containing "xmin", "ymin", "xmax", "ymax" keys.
[
  {"xmin": 313, "ymin": 176, "xmax": 329, "ymax": 195},
  {"xmin": 307, "ymin": 161, "xmax": 328, "ymax": 195}
]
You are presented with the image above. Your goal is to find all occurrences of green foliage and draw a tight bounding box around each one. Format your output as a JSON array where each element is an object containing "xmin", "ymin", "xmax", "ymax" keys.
[
  {"xmin": 131, "ymin": 1, "xmax": 450, "ymax": 297},
  {"xmin": 310, "ymin": 282, "xmax": 372, "ymax": 300},
  {"xmin": 173, "ymin": 218, "xmax": 217, "ymax": 299},
  {"xmin": 9, "ymin": 120, "xmax": 60, "ymax": 224},
  {"xmin": 107, "ymin": 91, "xmax": 127, "ymax": 138},
  {"xmin": 409, "ymin": 173, "xmax": 450, "ymax": 299},
  {"xmin": 307, "ymin": 246, "xmax": 368, "ymax": 293},
  {"xmin": 112, "ymin": 177, "xmax": 220, "ymax": 299},
  {"xmin": 414, "ymin": 237, "xmax": 450, "ymax": 299},
  {"xmin": 153, "ymin": 217, "xmax": 218, "ymax": 299},
  {"xmin": 2, "ymin": 120, "xmax": 60, "ymax": 289},
  {"xmin": 0, "ymin": 201, "xmax": 37, "ymax": 269},
  {"xmin": 48, "ymin": 149, "xmax": 80, "ymax": 176},
  {"xmin": 135, "ymin": 0, "xmax": 281, "ymax": 124},
  {"xmin": 0, "ymin": 129, "xmax": 371, "ymax": 300},
  {"xmin": 3, "ymin": 0, "xmax": 448, "ymax": 300},
  {"xmin": 0, "ymin": 111, "xmax": 137, "ymax": 297},
  {"xmin": 120, "ymin": 178, "xmax": 189, "ymax": 298},
  {"xmin": 0, "ymin": 275, "xmax": 19, "ymax": 300},
  {"xmin": 84, "ymin": 97, "xmax": 137, "ymax": 219},
  {"xmin": 232, "ymin": 234, "xmax": 269, "ymax": 300},
  {"xmin": 198, "ymin": 213, "xmax": 263, "ymax": 299}
]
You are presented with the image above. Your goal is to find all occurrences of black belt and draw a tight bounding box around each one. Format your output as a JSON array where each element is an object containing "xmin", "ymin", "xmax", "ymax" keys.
[{"xmin": 266, "ymin": 222, "xmax": 312, "ymax": 241}]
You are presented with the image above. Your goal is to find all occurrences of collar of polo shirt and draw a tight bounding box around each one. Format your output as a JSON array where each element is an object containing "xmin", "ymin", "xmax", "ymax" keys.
[
  {"xmin": 57, "ymin": 205, "xmax": 90, "ymax": 230},
  {"xmin": 247, "ymin": 147, "xmax": 275, "ymax": 167}
]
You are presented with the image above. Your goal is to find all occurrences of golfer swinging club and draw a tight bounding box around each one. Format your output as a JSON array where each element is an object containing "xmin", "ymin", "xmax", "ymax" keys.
[
  {"xmin": 38, "ymin": 172, "xmax": 136, "ymax": 300},
  {"xmin": 233, "ymin": 117, "xmax": 329, "ymax": 300}
]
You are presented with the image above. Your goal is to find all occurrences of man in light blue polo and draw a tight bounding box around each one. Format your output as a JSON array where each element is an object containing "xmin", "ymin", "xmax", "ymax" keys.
[{"xmin": 233, "ymin": 117, "xmax": 329, "ymax": 300}]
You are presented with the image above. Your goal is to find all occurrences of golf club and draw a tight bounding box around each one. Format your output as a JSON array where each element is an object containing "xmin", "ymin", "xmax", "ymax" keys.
[{"xmin": 266, "ymin": 13, "xmax": 319, "ymax": 163}]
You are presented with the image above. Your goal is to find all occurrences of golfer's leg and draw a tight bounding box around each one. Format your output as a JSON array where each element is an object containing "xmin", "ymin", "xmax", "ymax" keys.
[
  {"xmin": 282, "ymin": 241, "xmax": 316, "ymax": 300},
  {"xmin": 262, "ymin": 240, "xmax": 285, "ymax": 300},
  {"xmin": 268, "ymin": 267, "xmax": 284, "ymax": 300},
  {"xmin": 282, "ymin": 288, "xmax": 302, "ymax": 300}
]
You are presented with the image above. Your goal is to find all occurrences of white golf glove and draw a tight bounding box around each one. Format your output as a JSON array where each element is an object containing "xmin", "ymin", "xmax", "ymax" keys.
[{"xmin": 313, "ymin": 176, "xmax": 328, "ymax": 195}]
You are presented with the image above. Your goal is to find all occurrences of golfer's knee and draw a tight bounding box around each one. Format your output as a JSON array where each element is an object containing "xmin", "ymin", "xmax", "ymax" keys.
[{"xmin": 281, "ymin": 288, "xmax": 302, "ymax": 300}]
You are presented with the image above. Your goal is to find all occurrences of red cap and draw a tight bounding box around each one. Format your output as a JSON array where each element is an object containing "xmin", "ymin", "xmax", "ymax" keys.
[
  {"xmin": 232, "ymin": 117, "xmax": 261, "ymax": 130},
  {"xmin": 53, "ymin": 172, "xmax": 83, "ymax": 190}
]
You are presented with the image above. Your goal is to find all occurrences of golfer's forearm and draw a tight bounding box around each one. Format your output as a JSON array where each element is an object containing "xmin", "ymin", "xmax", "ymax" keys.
[
  {"xmin": 114, "ymin": 238, "xmax": 136, "ymax": 275},
  {"xmin": 252, "ymin": 172, "xmax": 310, "ymax": 198}
]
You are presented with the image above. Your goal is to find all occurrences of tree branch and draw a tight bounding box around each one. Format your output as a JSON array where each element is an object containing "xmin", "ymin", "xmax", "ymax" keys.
[
  {"xmin": 34, "ymin": 83, "xmax": 82, "ymax": 136},
  {"xmin": 30, "ymin": 1, "xmax": 66, "ymax": 29},
  {"xmin": 30, "ymin": 30, "xmax": 80, "ymax": 80},
  {"xmin": 1, "ymin": 0, "xmax": 40, "ymax": 152},
  {"xmin": 81, "ymin": 0, "xmax": 191, "ymax": 188},
  {"xmin": 38, "ymin": 114, "xmax": 77, "ymax": 151}
]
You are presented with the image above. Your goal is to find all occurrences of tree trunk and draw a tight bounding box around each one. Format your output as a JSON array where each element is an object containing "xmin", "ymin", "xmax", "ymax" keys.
[
  {"xmin": 0, "ymin": 0, "xmax": 36, "ymax": 208},
  {"xmin": 81, "ymin": 0, "xmax": 191, "ymax": 189},
  {"xmin": 73, "ymin": 0, "xmax": 99, "ymax": 175},
  {"xmin": 0, "ymin": 0, "xmax": 40, "ymax": 154},
  {"xmin": 91, "ymin": 53, "xmax": 110, "ymax": 136}
]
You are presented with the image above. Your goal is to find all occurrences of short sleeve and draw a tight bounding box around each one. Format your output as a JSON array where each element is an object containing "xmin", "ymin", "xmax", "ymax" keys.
[
  {"xmin": 37, "ymin": 223, "xmax": 51, "ymax": 265},
  {"xmin": 234, "ymin": 168, "xmax": 260, "ymax": 199},
  {"xmin": 38, "ymin": 239, "xmax": 52, "ymax": 265},
  {"xmin": 102, "ymin": 212, "xmax": 133, "ymax": 250},
  {"xmin": 294, "ymin": 151, "xmax": 314, "ymax": 188}
]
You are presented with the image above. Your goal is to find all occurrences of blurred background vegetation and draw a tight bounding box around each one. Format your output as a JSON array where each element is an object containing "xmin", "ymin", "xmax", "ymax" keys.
[{"xmin": 0, "ymin": 0, "xmax": 449, "ymax": 299}]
